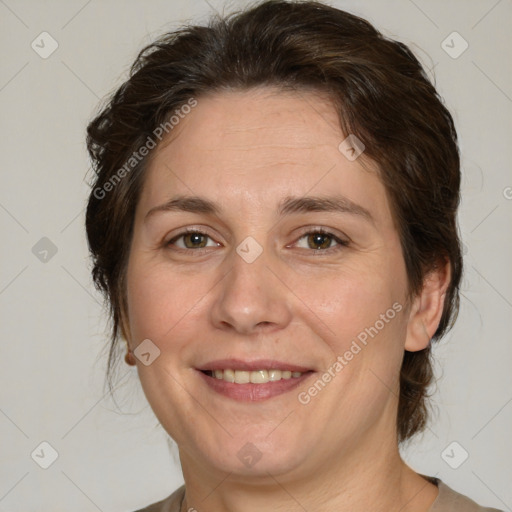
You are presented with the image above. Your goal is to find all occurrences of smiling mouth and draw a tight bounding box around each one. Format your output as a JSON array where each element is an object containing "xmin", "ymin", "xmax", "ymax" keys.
[
  {"xmin": 196, "ymin": 358, "xmax": 315, "ymax": 400},
  {"xmin": 197, "ymin": 367, "xmax": 315, "ymax": 401},
  {"xmin": 200, "ymin": 368, "xmax": 311, "ymax": 384}
]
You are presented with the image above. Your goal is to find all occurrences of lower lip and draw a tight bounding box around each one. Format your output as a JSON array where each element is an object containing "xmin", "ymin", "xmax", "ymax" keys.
[{"xmin": 197, "ymin": 370, "xmax": 315, "ymax": 401}]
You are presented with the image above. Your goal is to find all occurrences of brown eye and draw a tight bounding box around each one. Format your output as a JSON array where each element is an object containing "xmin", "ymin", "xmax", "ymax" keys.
[
  {"xmin": 307, "ymin": 232, "xmax": 333, "ymax": 250},
  {"xmin": 182, "ymin": 233, "xmax": 208, "ymax": 248},
  {"xmin": 294, "ymin": 229, "xmax": 349, "ymax": 253},
  {"xmin": 167, "ymin": 231, "xmax": 218, "ymax": 250}
]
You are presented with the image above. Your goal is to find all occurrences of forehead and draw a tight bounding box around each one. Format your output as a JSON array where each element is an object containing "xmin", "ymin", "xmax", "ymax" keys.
[
  {"xmin": 158, "ymin": 87, "xmax": 342, "ymax": 164},
  {"xmin": 138, "ymin": 87, "xmax": 390, "ymax": 221}
]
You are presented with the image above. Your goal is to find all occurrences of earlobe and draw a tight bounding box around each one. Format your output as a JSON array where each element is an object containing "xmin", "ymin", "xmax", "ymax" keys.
[
  {"xmin": 120, "ymin": 318, "xmax": 137, "ymax": 366},
  {"xmin": 404, "ymin": 260, "xmax": 451, "ymax": 352},
  {"xmin": 119, "ymin": 311, "xmax": 133, "ymax": 347}
]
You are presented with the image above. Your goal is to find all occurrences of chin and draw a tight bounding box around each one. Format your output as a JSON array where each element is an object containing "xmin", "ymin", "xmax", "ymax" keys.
[{"xmin": 195, "ymin": 434, "xmax": 310, "ymax": 478}]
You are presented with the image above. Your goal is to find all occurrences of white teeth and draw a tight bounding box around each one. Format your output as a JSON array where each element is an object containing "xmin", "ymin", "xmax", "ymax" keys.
[
  {"xmin": 250, "ymin": 370, "xmax": 268, "ymax": 383},
  {"xmin": 223, "ymin": 369, "xmax": 235, "ymax": 383},
  {"xmin": 268, "ymin": 369, "xmax": 281, "ymax": 381},
  {"xmin": 209, "ymin": 369, "xmax": 304, "ymax": 383},
  {"xmin": 234, "ymin": 370, "xmax": 250, "ymax": 384}
]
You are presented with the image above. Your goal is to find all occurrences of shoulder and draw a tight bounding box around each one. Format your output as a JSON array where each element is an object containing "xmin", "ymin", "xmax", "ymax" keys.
[
  {"xmin": 131, "ymin": 485, "xmax": 185, "ymax": 512},
  {"xmin": 428, "ymin": 477, "xmax": 504, "ymax": 512}
]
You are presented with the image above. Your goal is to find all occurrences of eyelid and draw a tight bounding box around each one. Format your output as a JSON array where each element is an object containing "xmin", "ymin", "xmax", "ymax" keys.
[
  {"xmin": 165, "ymin": 227, "xmax": 221, "ymax": 250},
  {"xmin": 292, "ymin": 225, "xmax": 350, "ymax": 243},
  {"xmin": 289, "ymin": 226, "xmax": 350, "ymax": 253},
  {"xmin": 164, "ymin": 225, "xmax": 350, "ymax": 252}
]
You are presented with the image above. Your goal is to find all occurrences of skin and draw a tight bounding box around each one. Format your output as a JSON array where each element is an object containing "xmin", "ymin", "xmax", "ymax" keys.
[{"xmin": 124, "ymin": 87, "xmax": 450, "ymax": 511}]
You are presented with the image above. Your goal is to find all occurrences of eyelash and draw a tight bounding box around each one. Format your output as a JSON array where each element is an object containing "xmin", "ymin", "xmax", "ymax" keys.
[{"xmin": 165, "ymin": 227, "xmax": 349, "ymax": 255}]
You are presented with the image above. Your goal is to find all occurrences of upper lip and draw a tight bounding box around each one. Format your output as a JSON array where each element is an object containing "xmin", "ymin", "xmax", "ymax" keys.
[{"xmin": 197, "ymin": 359, "xmax": 313, "ymax": 372}]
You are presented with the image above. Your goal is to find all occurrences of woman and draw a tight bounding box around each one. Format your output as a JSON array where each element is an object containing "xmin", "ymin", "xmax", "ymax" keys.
[{"xmin": 85, "ymin": 1, "xmax": 502, "ymax": 510}]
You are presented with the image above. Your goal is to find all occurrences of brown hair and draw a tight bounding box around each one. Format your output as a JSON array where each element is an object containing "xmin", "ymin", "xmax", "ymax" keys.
[{"xmin": 85, "ymin": 0, "xmax": 462, "ymax": 443}]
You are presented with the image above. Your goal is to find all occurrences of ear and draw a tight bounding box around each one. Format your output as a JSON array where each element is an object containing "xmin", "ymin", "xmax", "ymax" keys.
[
  {"xmin": 119, "ymin": 308, "xmax": 133, "ymax": 348},
  {"xmin": 405, "ymin": 259, "xmax": 451, "ymax": 352}
]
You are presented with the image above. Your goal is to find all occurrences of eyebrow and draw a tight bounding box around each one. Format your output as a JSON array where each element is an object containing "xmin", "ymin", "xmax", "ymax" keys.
[
  {"xmin": 278, "ymin": 195, "xmax": 373, "ymax": 222},
  {"xmin": 144, "ymin": 194, "xmax": 373, "ymax": 223}
]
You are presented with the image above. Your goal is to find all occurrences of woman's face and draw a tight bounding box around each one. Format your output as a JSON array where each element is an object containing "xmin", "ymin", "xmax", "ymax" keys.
[{"xmin": 125, "ymin": 87, "xmax": 418, "ymax": 480}]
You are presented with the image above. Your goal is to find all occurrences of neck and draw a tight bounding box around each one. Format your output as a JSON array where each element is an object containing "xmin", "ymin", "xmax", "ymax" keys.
[{"xmin": 178, "ymin": 426, "xmax": 438, "ymax": 512}]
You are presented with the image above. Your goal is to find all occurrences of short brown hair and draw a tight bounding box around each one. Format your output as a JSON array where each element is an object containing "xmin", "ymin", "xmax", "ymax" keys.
[{"xmin": 85, "ymin": 0, "xmax": 462, "ymax": 443}]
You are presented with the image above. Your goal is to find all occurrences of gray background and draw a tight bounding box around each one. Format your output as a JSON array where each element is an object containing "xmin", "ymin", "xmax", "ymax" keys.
[{"xmin": 0, "ymin": 0, "xmax": 510, "ymax": 510}]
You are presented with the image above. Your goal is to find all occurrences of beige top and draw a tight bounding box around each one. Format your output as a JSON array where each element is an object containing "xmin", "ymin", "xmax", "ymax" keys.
[{"xmin": 134, "ymin": 477, "xmax": 504, "ymax": 511}]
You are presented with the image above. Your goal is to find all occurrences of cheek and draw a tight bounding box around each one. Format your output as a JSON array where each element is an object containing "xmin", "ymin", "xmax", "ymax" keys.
[
  {"xmin": 304, "ymin": 270, "xmax": 407, "ymax": 422},
  {"xmin": 124, "ymin": 259, "xmax": 208, "ymax": 434},
  {"xmin": 125, "ymin": 258, "xmax": 201, "ymax": 343},
  {"xmin": 292, "ymin": 263, "xmax": 406, "ymax": 346},
  {"xmin": 290, "ymin": 255, "xmax": 409, "ymax": 402}
]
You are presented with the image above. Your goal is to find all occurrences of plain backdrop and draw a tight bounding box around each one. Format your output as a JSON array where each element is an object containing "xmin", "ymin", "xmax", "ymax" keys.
[{"xmin": 0, "ymin": 0, "xmax": 511, "ymax": 510}]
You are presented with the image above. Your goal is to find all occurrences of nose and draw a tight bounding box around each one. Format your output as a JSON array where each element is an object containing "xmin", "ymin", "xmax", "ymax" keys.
[{"xmin": 209, "ymin": 244, "xmax": 293, "ymax": 336}]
